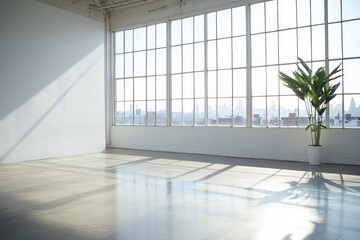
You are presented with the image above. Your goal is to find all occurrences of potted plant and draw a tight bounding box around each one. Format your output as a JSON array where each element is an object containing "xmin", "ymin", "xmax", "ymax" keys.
[{"xmin": 278, "ymin": 58, "xmax": 342, "ymax": 165}]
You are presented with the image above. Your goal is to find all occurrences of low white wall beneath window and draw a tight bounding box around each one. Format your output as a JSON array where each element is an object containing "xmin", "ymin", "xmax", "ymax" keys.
[{"xmin": 110, "ymin": 126, "xmax": 360, "ymax": 165}]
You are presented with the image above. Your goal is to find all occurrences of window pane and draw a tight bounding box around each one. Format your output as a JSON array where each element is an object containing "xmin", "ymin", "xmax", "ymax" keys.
[
  {"xmin": 279, "ymin": 64, "xmax": 297, "ymax": 95},
  {"xmin": 298, "ymin": 99, "xmax": 308, "ymax": 125},
  {"xmin": 252, "ymin": 97, "xmax": 266, "ymax": 127},
  {"xmin": 233, "ymin": 69, "xmax": 246, "ymax": 97},
  {"xmin": 312, "ymin": 25, "xmax": 325, "ymax": 61},
  {"xmin": 207, "ymin": 40, "xmax": 217, "ymax": 70},
  {"xmin": 116, "ymin": 102, "xmax": 125, "ymax": 125},
  {"xmin": 183, "ymin": 17, "xmax": 193, "ymax": 44},
  {"xmin": 207, "ymin": 12, "xmax": 216, "ymax": 40},
  {"xmin": 115, "ymin": 31, "xmax": 124, "ymax": 53},
  {"xmin": 329, "ymin": 95, "xmax": 342, "ymax": 127},
  {"xmin": 280, "ymin": 96, "xmax": 299, "ymax": 127},
  {"xmin": 156, "ymin": 48, "xmax": 166, "ymax": 75},
  {"xmin": 194, "ymin": 15, "xmax": 204, "ymax": 42},
  {"xmin": 266, "ymin": 0, "xmax": 278, "ymax": 32},
  {"xmin": 266, "ymin": 32, "xmax": 278, "ymax": 65},
  {"xmin": 134, "ymin": 77, "xmax": 146, "ymax": 100},
  {"xmin": 171, "ymin": 46, "xmax": 182, "ymax": 74},
  {"xmin": 171, "ymin": 20, "xmax": 181, "ymax": 46},
  {"xmin": 147, "ymin": 50, "xmax": 155, "ymax": 76},
  {"xmin": 156, "ymin": 23, "xmax": 167, "ymax": 48},
  {"xmin": 311, "ymin": 0, "xmax": 324, "ymax": 25},
  {"xmin": 125, "ymin": 30, "xmax": 133, "ymax": 52},
  {"xmin": 297, "ymin": 0, "xmax": 311, "ymax": 27},
  {"xmin": 232, "ymin": 7, "xmax": 246, "ymax": 36},
  {"xmin": 217, "ymin": 9, "xmax": 231, "ymax": 38},
  {"xmin": 156, "ymin": 76, "xmax": 166, "ymax": 99},
  {"xmin": 172, "ymin": 74, "xmax": 182, "ymax": 99},
  {"xmin": 116, "ymin": 79, "xmax": 124, "ymax": 101},
  {"xmin": 125, "ymin": 53, "xmax": 133, "ymax": 77},
  {"xmin": 183, "ymin": 44, "xmax": 194, "ymax": 72},
  {"xmin": 134, "ymin": 101, "xmax": 146, "ymax": 125},
  {"xmin": 218, "ymin": 70, "xmax": 232, "ymax": 97},
  {"xmin": 147, "ymin": 25, "xmax": 155, "ymax": 49},
  {"xmin": 125, "ymin": 78, "xmax": 133, "ymax": 101},
  {"xmin": 233, "ymin": 98, "xmax": 246, "ymax": 126},
  {"xmin": 183, "ymin": 73, "xmax": 194, "ymax": 98},
  {"xmin": 343, "ymin": 20, "xmax": 360, "ymax": 58},
  {"xmin": 328, "ymin": 0, "xmax": 341, "ymax": 22},
  {"xmin": 147, "ymin": 77, "xmax": 155, "ymax": 100},
  {"xmin": 298, "ymin": 27, "xmax": 311, "ymax": 61},
  {"xmin": 183, "ymin": 99, "xmax": 194, "ymax": 126},
  {"xmin": 208, "ymin": 98, "xmax": 217, "ymax": 125},
  {"xmin": 156, "ymin": 100, "xmax": 167, "ymax": 125},
  {"xmin": 329, "ymin": 60, "xmax": 343, "ymax": 95},
  {"xmin": 208, "ymin": 71, "xmax": 217, "ymax": 97},
  {"xmin": 218, "ymin": 98, "xmax": 232, "ymax": 126},
  {"xmin": 134, "ymin": 27, "xmax": 146, "ymax": 51},
  {"xmin": 194, "ymin": 42, "xmax": 204, "ymax": 71},
  {"xmin": 279, "ymin": 29, "xmax": 297, "ymax": 64},
  {"xmin": 134, "ymin": 51, "xmax": 146, "ymax": 76},
  {"xmin": 344, "ymin": 59, "xmax": 360, "ymax": 94},
  {"xmin": 195, "ymin": 99, "xmax": 205, "ymax": 125},
  {"xmin": 147, "ymin": 101, "xmax": 156, "ymax": 125},
  {"xmin": 172, "ymin": 99, "xmax": 182, "ymax": 126},
  {"xmin": 328, "ymin": 23, "xmax": 342, "ymax": 59},
  {"xmin": 344, "ymin": 95, "xmax": 360, "ymax": 128},
  {"xmin": 279, "ymin": 0, "xmax": 296, "ymax": 29},
  {"xmin": 195, "ymin": 72, "xmax": 205, "ymax": 98},
  {"xmin": 252, "ymin": 67, "xmax": 266, "ymax": 96},
  {"xmin": 233, "ymin": 36, "xmax": 246, "ymax": 68},
  {"xmin": 251, "ymin": 34, "xmax": 265, "ymax": 66},
  {"xmin": 125, "ymin": 101, "xmax": 134, "ymax": 125},
  {"xmin": 267, "ymin": 66, "xmax": 279, "ymax": 96},
  {"xmin": 218, "ymin": 38, "xmax": 232, "ymax": 69},
  {"xmin": 267, "ymin": 96, "xmax": 279, "ymax": 127},
  {"xmin": 342, "ymin": 0, "xmax": 360, "ymax": 21},
  {"xmin": 251, "ymin": 3, "xmax": 265, "ymax": 34},
  {"xmin": 115, "ymin": 54, "xmax": 124, "ymax": 78},
  {"xmin": 312, "ymin": 61, "xmax": 325, "ymax": 73}
]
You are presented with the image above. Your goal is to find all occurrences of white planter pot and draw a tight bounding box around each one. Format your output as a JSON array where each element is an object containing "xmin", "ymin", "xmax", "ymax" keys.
[{"xmin": 307, "ymin": 145, "xmax": 323, "ymax": 165}]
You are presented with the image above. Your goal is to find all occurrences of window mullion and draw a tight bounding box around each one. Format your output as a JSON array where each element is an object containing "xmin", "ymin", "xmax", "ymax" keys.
[
  {"xmin": 132, "ymin": 30, "xmax": 135, "ymax": 125},
  {"xmin": 167, "ymin": 21, "xmax": 172, "ymax": 127},
  {"xmin": 204, "ymin": 14, "xmax": 209, "ymax": 126},
  {"xmin": 215, "ymin": 12, "xmax": 219, "ymax": 126},
  {"xmin": 193, "ymin": 17, "xmax": 196, "ymax": 126},
  {"xmin": 324, "ymin": 0, "xmax": 330, "ymax": 128},
  {"xmin": 246, "ymin": 4, "xmax": 252, "ymax": 128},
  {"xmin": 231, "ymin": 8, "xmax": 234, "ymax": 127}
]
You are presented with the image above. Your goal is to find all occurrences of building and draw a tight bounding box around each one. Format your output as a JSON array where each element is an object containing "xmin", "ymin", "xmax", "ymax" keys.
[{"xmin": 281, "ymin": 113, "xmax": 308, "ymax": 126}]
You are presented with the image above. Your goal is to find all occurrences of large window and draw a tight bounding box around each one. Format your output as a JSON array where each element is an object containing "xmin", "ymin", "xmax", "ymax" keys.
[
  {"xmin": 171, "ymin": 15, "xmax": 206, "ymax": 126},
  {"xmin": 251, "ymin": 0, "xmax": 326, "ymax": 127},
  {"xmin": 328, "ymin": 0, "xmax": 360, "ymax": 128},
  {"xmin": 114, "ymin": 0, "xmax": 360, "ymax": 128},
  {"xmin": 115, "ymin": 23, "xmax": 167, "ymax": 125},
  {"xmin": 170, "ymin": 8, "xmax": 247, "ymax": 127},
  {"xmin": 206, "ymin": 8, "xmax": 247, "ymax": 127}
]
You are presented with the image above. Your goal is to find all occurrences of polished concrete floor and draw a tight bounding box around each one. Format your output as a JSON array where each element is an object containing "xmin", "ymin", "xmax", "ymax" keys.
[{"xmin": 0, "ymin": 149, "xmax": 359, "ymax": 240}]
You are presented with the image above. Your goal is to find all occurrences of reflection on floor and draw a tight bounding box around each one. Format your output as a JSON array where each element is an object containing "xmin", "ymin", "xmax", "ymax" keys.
[{"xmin": 0, "ymin": 148, "xmax": 360, "ymax": 240}]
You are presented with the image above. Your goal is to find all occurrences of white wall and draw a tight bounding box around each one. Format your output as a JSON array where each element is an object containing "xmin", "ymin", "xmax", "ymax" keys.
[
  {"xmin": 111, "ymin": 127, "xmax": 360, "ymax": 165},
  {"xmin": 0, "ymin": 0, "xmax": 105, "ymax": 163}
]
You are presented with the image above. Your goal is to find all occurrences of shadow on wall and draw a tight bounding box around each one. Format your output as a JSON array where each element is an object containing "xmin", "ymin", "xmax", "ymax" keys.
[
  {"xmin": 0, "ymin": 48, "xmax": 103, "ymax": 162},
  {"xmin": 0, "ymin": 0, "xmax": 104, "ymax": 121},
  {"xmin": 0, "ymin": 0, "xmax": 105, "ymax": 163}
]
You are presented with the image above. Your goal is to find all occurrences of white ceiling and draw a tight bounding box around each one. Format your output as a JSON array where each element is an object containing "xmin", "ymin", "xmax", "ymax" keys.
[{"xmin": 40, "ymin": 0, "xmax": 156, "ymax": 18}]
